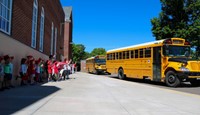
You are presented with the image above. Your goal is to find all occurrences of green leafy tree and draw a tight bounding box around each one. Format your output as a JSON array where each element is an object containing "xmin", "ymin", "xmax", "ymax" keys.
[
  {"xmin": 72, "ymin": 44, "xmax": 87, "ymax": 63},
  {"xmin": 90, "ymin": 48, "xmax": 106, "ymax": 56},
  {"xmin": 83, "ymin": 51, "xmax": 91, "ymax": 60},
  {"xmin": 151, "ymin": 0, "xmax": 200, "ymax": 48}
]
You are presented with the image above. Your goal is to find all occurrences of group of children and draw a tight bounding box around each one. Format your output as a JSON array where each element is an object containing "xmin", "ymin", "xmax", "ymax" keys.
[
  {"xmin": 19, "ymin": 55, "xmax": 45, "ymax": 86},
  {"xmin": 0, "ymin": 54, "xmax": 75, "ymax": 91},
  {"xmin": 46, "ymin": 55, "xmax": 72, "ymax": 82}
]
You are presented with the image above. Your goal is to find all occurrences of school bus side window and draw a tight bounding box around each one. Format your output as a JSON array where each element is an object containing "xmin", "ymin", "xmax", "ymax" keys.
[
  {"xmin": 122, "ymin": 51, "xmax": 125, "ymax": 59},
  {"xmin": 140, "ymin": 49, "xmax": 143, "ymax": 58},
  {"xmin": 135, "ymin": 50, "xmax": 138, "ymax": 58},
  {"xmin": 113, "ymin": 53, "xmax": 115, "ymax": 60},
  {"xmin": 107, "ymin": 54, "xmax": 109, "ymax": 60},
  {"xmin": 119, "ymin": 52, "xmax": 122, "ymax": 59},
  {"xmin": 126, "ymin": 51, "xmax": 129, "ymax": 59},
  {"xmin": 116, "ymin": 52, "xmax": 119, "ymax": 60},
  {"xmin": 145, "ymin": 48, "xmax": 151, "ymax": 58},
  {"xmin": 107, "ymin": 54, "xmax": 112, "ymax": 60},
  {"xmin": 131, "ymin": 50, "xmax": 134, "ymax": 58}
]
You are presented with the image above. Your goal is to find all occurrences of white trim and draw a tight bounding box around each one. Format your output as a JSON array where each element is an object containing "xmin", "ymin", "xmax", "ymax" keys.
[{"xmin": 107, "ymin": 39, "xmax": 165, "ymax": 53}]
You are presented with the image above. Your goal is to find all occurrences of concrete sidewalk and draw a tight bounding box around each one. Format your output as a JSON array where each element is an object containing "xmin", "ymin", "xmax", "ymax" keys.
[{"xmin": 0, "ymin": 72, "xmax": 200, "ymax": 115}]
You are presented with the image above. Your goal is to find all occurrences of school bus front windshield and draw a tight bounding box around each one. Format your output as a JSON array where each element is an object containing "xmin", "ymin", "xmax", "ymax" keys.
[
  {"xmin": 95, "ymin": 59, "xmax": 106, "ymax": 64},
  {"xmin": 163, "ymin": 45, "xmax": 190, "ymax": 57}
]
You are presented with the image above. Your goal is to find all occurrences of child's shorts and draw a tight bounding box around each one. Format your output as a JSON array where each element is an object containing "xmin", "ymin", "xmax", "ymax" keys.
[
  {"xmin": 0, "ymin": 75, "xmax": 4, "ymax": 82},
  {"xmin": 4, "ymin": 73, "xmax": 12, "ymax": 80}
]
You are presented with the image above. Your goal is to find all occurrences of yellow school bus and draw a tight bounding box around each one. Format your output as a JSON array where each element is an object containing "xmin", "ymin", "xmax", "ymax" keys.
[
  {"xmin": 86, "ymin": 55, "xmax": 106, "ymax": 74},
  {"xmin": 106, "ymin": 38, "xmax": 200, "ymax": 87}
]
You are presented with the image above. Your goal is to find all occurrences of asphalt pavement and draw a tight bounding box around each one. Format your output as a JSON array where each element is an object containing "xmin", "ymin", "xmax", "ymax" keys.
[{"xmin": 0, "ymin": 72, "xmax": 200, "ymax": 115}]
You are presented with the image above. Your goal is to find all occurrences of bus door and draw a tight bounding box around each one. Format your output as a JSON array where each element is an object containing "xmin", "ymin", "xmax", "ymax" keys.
[{"xmin": 153, "ymin": 47, "xmax": 161, "ymax": 81}]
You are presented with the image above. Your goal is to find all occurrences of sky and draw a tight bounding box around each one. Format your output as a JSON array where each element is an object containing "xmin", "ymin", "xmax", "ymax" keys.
[{"xmin": 60, "ymin": 0, "xmax": 161, "ymax": 52}]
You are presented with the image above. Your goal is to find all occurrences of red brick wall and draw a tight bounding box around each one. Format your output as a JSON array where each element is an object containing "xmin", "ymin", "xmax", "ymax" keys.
[
  {"xmin": 63, "ymin": 22, "xmax": 69, "ymax": 60},
  {"xmin": 12, "ymin": 0, "xmax": 65, "ymax": 56},
  {"xmin": 63, "ymin": 21, "xmax": 72, "ymax": 61}
]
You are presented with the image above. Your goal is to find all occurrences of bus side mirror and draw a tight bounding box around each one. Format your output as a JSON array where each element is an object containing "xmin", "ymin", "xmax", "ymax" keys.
[{"xmin": 185, "ymin": 51, "xmax": 189, "ymax": 57}]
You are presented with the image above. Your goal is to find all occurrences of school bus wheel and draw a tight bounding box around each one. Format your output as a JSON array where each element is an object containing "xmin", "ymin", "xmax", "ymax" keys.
[
  {"xmin": 118, "ymin": 68, "xmax": 125, "ymax": 80},
  {"xmin": 95, "ymin": 70, "xmax": 100, "ymax": 75},
  {"xmin": 165, "ymin": 71, "xmax": 180, "ymax": 87}
]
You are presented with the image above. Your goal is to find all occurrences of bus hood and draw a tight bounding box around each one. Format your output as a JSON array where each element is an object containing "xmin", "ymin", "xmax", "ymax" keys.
[
  {"xmin": 168, "ymin": 58, "xmax": 200, "ymax": 71},
  {"xmin": 168, "ymin": 58, "xmax": 188, "ymax": 63},
  {"xmin": 168, "ymin": 58, "xmax": 198, "ymax": 64}
]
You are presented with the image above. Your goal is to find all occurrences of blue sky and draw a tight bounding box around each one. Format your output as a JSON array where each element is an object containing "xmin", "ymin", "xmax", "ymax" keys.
[{"xmin": 61, "ymin": 0, "xmax": 161, "ymax": 52}]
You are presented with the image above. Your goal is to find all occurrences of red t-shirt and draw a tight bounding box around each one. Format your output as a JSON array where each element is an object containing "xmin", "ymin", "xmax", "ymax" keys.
[
  {"xmin": 52, "ymin": 63, "xmax": 59, "ymax": 74},
  {"xmin": 47, "ymin": 60, "xmax": 52, "ymax": 74},
  {"xmin": 28, "ymin": 64, "xmax": 35, "ymax": 75}
]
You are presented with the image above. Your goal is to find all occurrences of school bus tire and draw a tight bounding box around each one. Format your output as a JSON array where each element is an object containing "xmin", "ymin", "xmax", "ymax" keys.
[
  {"xmin": 165, "ymin": 71, "xmax": 180, "ymax": 87},
  {"xmin": 118, "ymin": 68, "xmax": 125, "ymax": 80},
  {"xmin": 95, "ymin": 70, "xmax": 100, "ymax": 75}
]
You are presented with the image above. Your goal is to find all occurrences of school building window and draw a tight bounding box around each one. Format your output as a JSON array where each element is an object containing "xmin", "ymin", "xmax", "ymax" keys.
[
  {"xmin": 0, "ymin": 0, "xmax": 13, "ymax": 35},
  {"xmin": 31, "ymin": 0, "xmax": 38, "ymax": 48},
  {"xmin": 39, "ymin": 7, "xmax": 45, "ymax": 52}
]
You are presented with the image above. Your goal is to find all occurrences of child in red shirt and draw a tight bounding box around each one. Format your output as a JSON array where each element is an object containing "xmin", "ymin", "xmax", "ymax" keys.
[
  {"xmin": 28, "ymin": 59, "xmax": 36, "ymax": 85},
  {"xmin": 52, "ymin": 61, "xmax": 59, "ymax": 81}
]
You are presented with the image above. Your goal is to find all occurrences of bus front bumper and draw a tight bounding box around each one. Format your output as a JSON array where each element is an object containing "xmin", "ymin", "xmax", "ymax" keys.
[
  {"xmin": 177, "ymin": 71, "xmax": 200, "ymax": 80},
  {"xmin": 96, "ymin": 69, "xmax": 107, "ymax": 73}
]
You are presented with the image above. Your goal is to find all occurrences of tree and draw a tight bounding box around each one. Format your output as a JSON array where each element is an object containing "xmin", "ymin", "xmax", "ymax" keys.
[
  {"xmin": 83, "ymin": 51, "xmax": 91, "ymax": 60},
  {"xmin": 72, "ymin": 44, "xmax": 87, "ymax": 63},
  {"xmin": 151, "ymin": 0, "xmax": 200, "ymax": 48},
  {"xmin": 90, "ymin": 48, "xmax": 106, "ymax": 56}
]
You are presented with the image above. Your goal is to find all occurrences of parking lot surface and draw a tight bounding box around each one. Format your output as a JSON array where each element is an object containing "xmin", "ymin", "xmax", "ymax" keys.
[{"xmin": 0, "ymin": 72, "xmax": 200, "ymax": 115}]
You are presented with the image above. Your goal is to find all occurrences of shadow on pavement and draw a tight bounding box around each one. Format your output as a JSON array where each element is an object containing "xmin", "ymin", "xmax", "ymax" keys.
[
  {"xmin": 0, "ymin": 84, "xmax": 60, "ymax": 115},
  {"xmin": 107, "ymin": 75, "xmax": 200, "ymax": 88}
]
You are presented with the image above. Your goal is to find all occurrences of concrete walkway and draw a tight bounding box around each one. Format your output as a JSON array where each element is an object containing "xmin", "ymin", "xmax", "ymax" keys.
[{"xmin": 0, "ymin": 72, "xmax": 200, "ymax": 115}]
